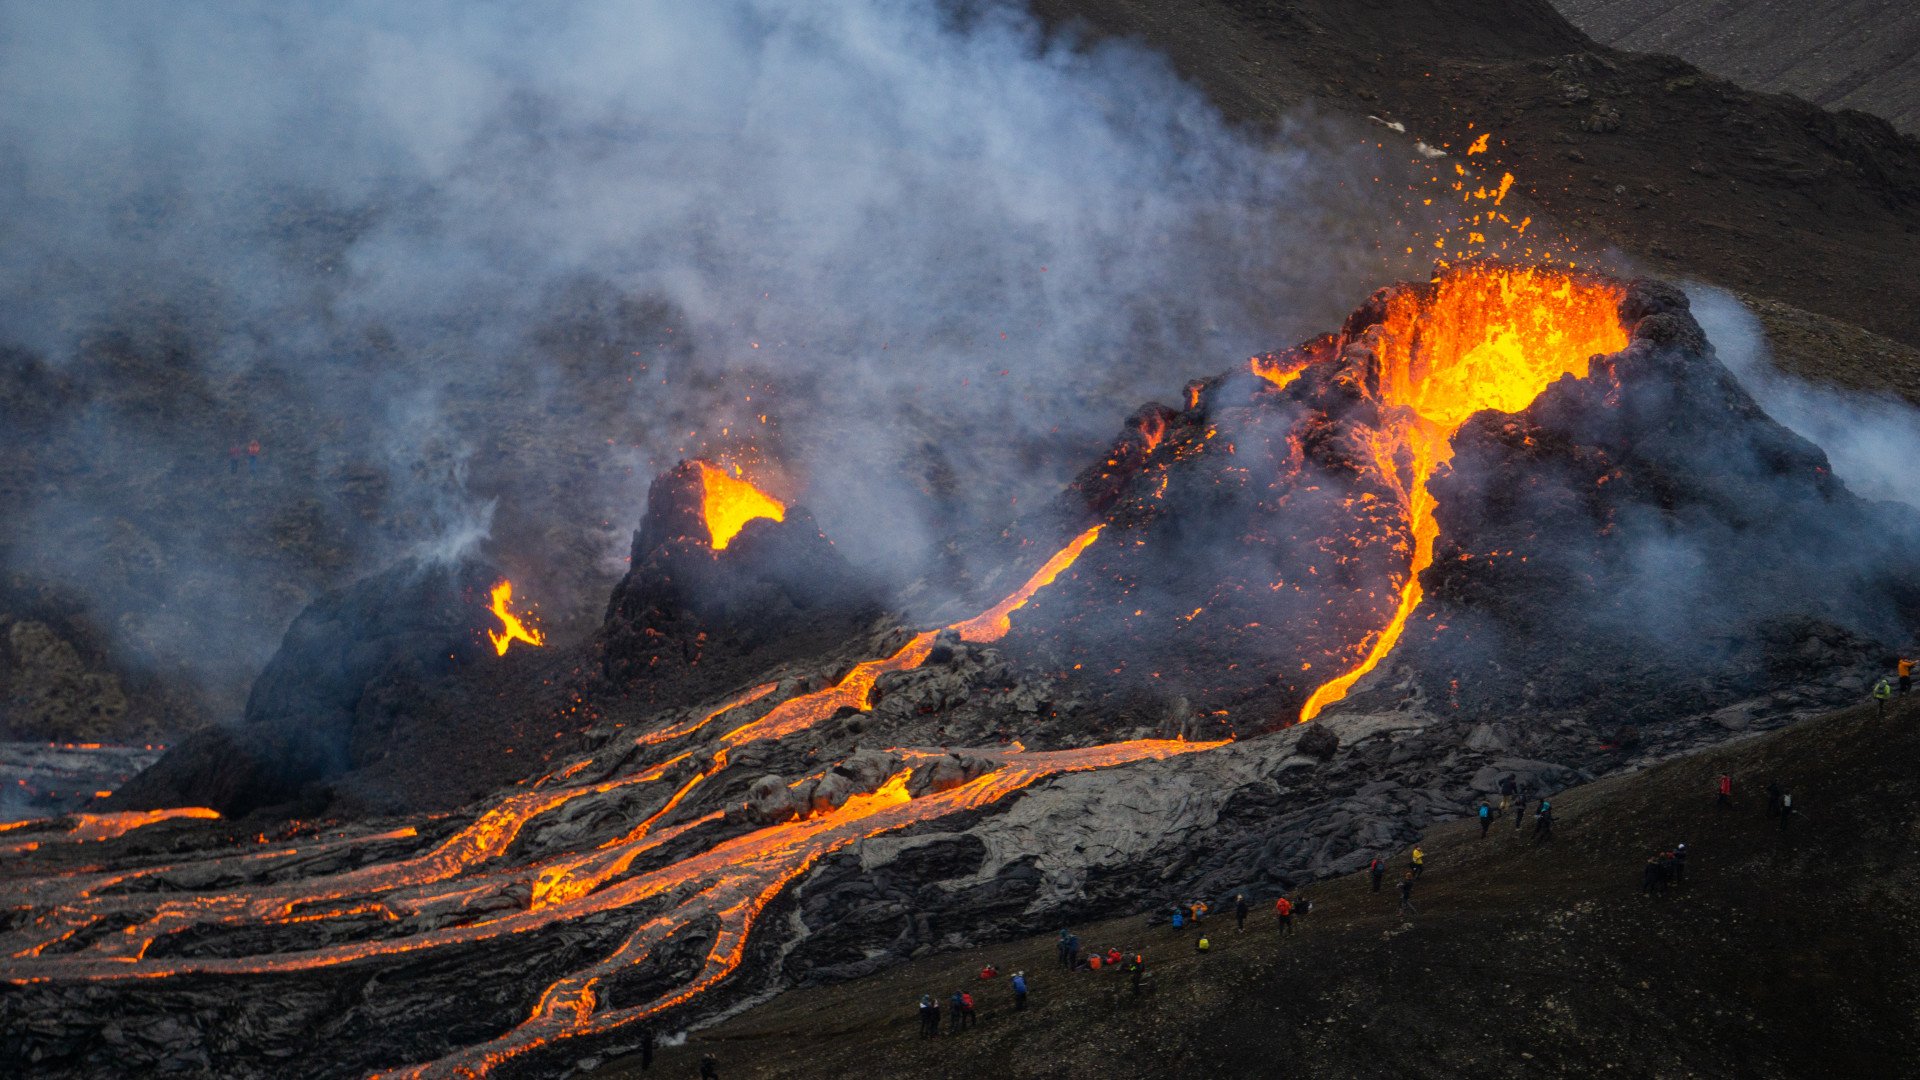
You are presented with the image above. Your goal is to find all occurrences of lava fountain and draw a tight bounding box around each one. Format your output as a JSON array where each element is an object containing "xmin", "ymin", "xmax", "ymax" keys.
[
  {"xmin": 486, "ymin": 580, "xmax": 545, "ymax": 656},
  {"xmin": 1299, "ymin": 266, "xmax": 1628, "ymax": 719},
  {"xmin": 692, "ymin": 460, "xmax": 785, "ymax": 550}
]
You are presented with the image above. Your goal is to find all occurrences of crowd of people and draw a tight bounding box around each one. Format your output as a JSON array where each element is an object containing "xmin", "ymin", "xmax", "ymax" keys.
[{"xmin": 890, "ymin": 675, "xmax": 1907, "ymax": 1055}]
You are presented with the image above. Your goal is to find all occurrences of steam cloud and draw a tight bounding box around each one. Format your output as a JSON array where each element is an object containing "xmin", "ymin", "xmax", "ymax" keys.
[
  {"xmin": 1, "ymin": 0, "xmax": 1432, "ymax": 723},
  {"xmin": 1690, "ymin": 285, "xmax": 1920, "ymax": 509}
]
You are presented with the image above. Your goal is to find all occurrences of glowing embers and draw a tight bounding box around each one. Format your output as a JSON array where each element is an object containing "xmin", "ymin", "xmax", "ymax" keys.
[
  {"xmin": 486, "ymin": 580, "xmax": 545, "ymax": 656},
  {"xmin": 1299, "ymin": 267, "xmax": 1628, "ymax": 721},
  {"xmin": 692, "ymin": 460, "xmax": 784, "ymax": 550}
]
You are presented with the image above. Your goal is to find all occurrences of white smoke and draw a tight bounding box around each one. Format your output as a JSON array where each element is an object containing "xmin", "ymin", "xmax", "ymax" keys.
[
  {"xmin": 0, "ymin": 0, "xmax": 1432, "ymax": 715},
  {"xmin": 1689, "ymin": 284, "xmax": 1920, "ymax": 508}
]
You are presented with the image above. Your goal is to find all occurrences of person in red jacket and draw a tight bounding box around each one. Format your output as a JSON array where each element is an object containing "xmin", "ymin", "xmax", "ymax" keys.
[
  {"xmin": 1716, "ymin": 773, "xmax": 1733, "ymax": 811},
  {"xmin": 1274, "ymin": 895, "xmax": 1294, "ymax": 935}
]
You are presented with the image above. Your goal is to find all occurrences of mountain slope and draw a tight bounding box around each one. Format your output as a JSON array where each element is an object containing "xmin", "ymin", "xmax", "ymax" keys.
[
  {"xmin": 1554, "ymin": 0, "xmax": 1920, "ymax": 136},
  {"xmin": 1033, "ymin": 0, "xmax": 1920, "ymax": 349},
  {"xmin": 598, "ymin": 692, "xmax": 1920, "ymax": 1079}
]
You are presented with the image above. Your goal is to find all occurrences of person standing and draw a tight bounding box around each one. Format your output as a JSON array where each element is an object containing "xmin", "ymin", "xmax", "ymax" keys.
[
  {"xmin": 1398, "ymin": 871, "xmax": 1417, "ymax": 916},
  {"xmin": 1478, "ymin": 800, "xmax": 1493, "ymax": 838},
  {"xmin": 1410, "ymin": 847, "xmax": 1425, "ymax": 879},
  {"xmin": 637, "ymin": 1026, "xmax": 654, "ymax": 1071},
  {"xmin": 1671, "ymin": 843, "xmax": 1688, "ymax": 887},
  {"xmin": 1514, "ymin": 792, "xmax": 1528, "ymax": 831},
  {"xmin": 1900, "ymin": 657, "xmax": 1915, "ymax": 696},
  {"xmin": 919, "ymin": 994, "xmax": 940, "ymax": 1037},
  {"xmin": 1767, "ymin": 782, "xmax": 1784, "ymax": 818},
  {"xmin": 1533, "ymin": 799, "xmax": 1554, "ymax": 842},
  {"xmin": 700, "ymin": 1052, "xmax": 719, "ymax": 1079},
  {"xmin": 246, "ymin": 438, "xmax": 261, "ymax": 475},
  {"xmin": 1234, "ymin": 893, "xmax": 1250, "ymax": 932},
  {"xmin": 1010, "ymin": 971, "xmax": 1029, "ymax": 1011},
  {"xmin": 1369, "ymin": 857, "xmax": 1386, "ymax": 893},
  {"xmin": 1274, "ymin": 895, "xmax": 1294, "ymax": 935},
  {"xmin": 1874, "ymin": 677, "xmax": 1894, "ymax": 717},
  {"xmin": 1716, "ymin": 774, "xmax": 1733, "ymax": 811},
  {"xmin": 949, "ymin": 991, "xmax": 966, "ymax": 1035},
  {"xmin": 1056, "ymin": 929, "xmax": 1072, "ymax": 968},
  {"xmin": 960, "ymin": 991, "xmax": 976, "ymax": 1031},
  {"xmin": 1779, "ymin": 791, "xmax": 1795, "ymax": 831},
  {"xmin": 228, "ymin": 443, "xmax": 242, "ymax": 475}
]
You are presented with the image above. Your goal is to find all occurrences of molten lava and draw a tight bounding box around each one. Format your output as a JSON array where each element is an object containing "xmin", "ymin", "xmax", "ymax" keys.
[
  {"xmin": 1299, "ymin": 266, "xmax": 1628, "ymax": 719},
  {"xmin": 693, "ymin": 460, "xmax": 785, "ymax": 550},
  {"xmin": 486, "ymin": 580, "xmax": 545, "ymax": 656},
  {"xmin": 0, "ymin": 523, "xmax": 1164, "ymax": 1079}
]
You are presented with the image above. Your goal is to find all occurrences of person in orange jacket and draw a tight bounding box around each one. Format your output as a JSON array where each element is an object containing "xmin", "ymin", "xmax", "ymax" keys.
[{"xmin": 1274, "ymin": 895, "xmax": 1295, "ymax": 935}]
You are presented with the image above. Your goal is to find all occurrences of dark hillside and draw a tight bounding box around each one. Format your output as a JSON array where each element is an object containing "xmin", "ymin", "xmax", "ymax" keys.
[
  {"xmin": 1033, "ymin": 0, "xmax": 1920, "ymax": 349},
  {"xmin": 604, "ymin": 693, "xmax": 1920, "ymax": 1079}
]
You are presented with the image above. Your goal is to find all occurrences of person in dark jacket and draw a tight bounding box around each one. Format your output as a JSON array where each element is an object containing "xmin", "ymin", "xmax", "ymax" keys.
[
  {"xmin": 1779, "ymin": 791, "xmax": 1795, "ymax": 831},
  {"xmin": 1398, "ymin": 871, "xmax": 1417, "ymax": 916},
  {"xmin": 700, "ymin": 1053, "xmax": 719, "ymax": 1079},
  {"xmin": 1234, "ymin": 893, "xmax": 1251, "ymax": 932},
  {"xmin": 1533, "ymin": 799, "xmax": 1553, "ymax": 842},
  {"xmin": 949, "ymin": 991, "xmax": 966, "ymax": 1035},
  {"xmin": 1369, "ymin": 857, "xmax": 1386, "ymax": 893},
  {"xmin": 919, "ymin": 994, "xmax": 940, "ymax": 1037},
  {"xmin": 637, "ymin": 1026, "xmax": 654, "ymax": 1071}
]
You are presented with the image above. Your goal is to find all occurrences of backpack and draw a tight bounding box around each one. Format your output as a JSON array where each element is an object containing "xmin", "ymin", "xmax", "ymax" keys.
[{"xmin": 961, "ymin": 993, "xmax": 974, "ymax": 1010}]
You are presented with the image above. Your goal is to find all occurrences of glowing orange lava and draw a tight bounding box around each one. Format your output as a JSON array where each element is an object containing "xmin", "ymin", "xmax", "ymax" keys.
[
  {"xmin": 1252, "ymin": 353, "xmax": 1308, "ymax": 390},
  {"xmin": 0, "ymin": 524, "xmax": 1156, "ymax": 1080},
  {"xmin": 486, "ymin": 580, "xmax": 545, "ymax": 656},
  {"xmin": 1299, "ymin": 267, "xmax": 1627, "ymax": 720},
  {"xmin": 693, "ymin": 461, "xmax": 785, "ymax": 550},
  {"xmin": 1139, "ymin": 414, "xmax": 1168, "ymax": 453},
  {"xmin": 950, "ymin": 525, "xmax": 1103, "ymax": 642}
]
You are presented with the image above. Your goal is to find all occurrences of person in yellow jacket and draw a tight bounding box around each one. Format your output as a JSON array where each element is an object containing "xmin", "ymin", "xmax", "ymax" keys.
[{"xmin": 1410, "ymin": 846, "xmax": 1426, "ymax": 879}]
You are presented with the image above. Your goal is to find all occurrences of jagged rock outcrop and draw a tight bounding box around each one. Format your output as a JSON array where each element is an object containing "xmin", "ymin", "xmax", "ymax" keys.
[
  {"xmin": 111, "ymin": 558, "xmax": 504, "ymax": 816},
  {"xmin": 601, "ymin": 462, "xmax": 883, "ymax": 687}
]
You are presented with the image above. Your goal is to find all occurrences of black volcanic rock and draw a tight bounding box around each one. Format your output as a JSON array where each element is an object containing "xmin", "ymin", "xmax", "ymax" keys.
[
  {"xmin": 113, "ymin": 558, "xmax": 504, "ymax": 816},
  {"xmin": 601, "ymin": 461, "xmax": 883, "ymax": 686}
]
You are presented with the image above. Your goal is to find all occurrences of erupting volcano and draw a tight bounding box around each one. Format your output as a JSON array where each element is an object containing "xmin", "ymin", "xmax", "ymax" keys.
[
  {"xmin": 6, "ymin": 268, "xmax": 1915, "ymax": 1080},
  {"xmin": 1298, "ymin": 267, "xmax": 1629, "ymax": 719}
]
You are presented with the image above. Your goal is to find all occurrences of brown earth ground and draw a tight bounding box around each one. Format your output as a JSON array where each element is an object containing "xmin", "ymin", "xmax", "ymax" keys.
[{"xmin": 602, "ymin": 692, "xmax": 1920, "ymax": 1080}]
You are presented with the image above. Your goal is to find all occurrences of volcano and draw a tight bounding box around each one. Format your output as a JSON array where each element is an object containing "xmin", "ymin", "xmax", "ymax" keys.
[{"xmin": 3, "ymin": 270, "xmax": 1915, "ymax": 1079}]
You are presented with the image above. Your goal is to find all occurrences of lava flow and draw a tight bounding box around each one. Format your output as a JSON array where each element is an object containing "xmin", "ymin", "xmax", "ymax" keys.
[
  {"xmin": 693, "ymin": 460, "xmax": 785, "ymax": 549},
  {"xmin": 486, "ymin": 580, "xmax": 545, "ymax": 656},
  {"xmin": 1299, "ymin": 266, "xmax": 1627, "ymax": 719},
  {"xmin": 0, "ymin": 524, "xmax": 1199, "ymax": 1080}
]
